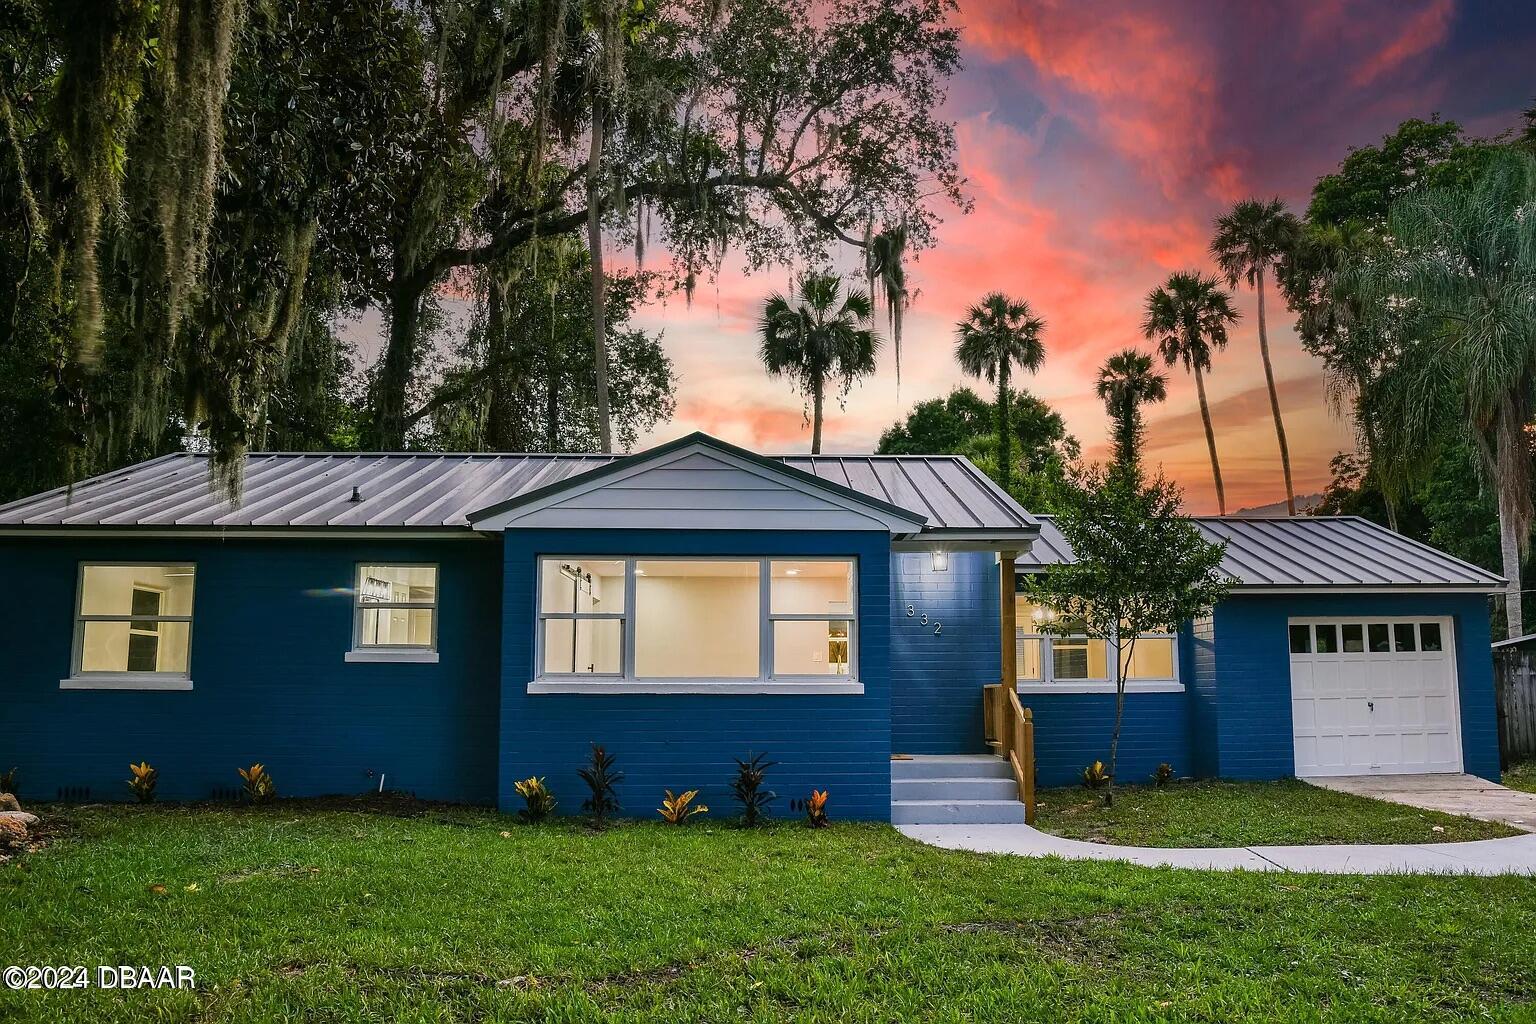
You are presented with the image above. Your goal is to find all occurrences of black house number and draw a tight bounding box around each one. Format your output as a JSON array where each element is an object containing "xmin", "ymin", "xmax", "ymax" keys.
[{"xmin": 906, "ymin": 603, "xmax": 942, "ymax": 635}]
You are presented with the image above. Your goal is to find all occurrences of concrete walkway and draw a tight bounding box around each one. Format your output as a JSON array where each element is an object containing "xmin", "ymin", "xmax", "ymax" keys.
[
  {"xmin": 897, "ymin": 823, "xmax": 1536, "ymax": 875},
  {"xmin": 1308, "ymin": 774, "xmax": 1536, "ymax": 832}
]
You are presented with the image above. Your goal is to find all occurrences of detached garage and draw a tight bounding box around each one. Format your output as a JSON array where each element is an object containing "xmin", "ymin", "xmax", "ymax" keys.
[{"xmin": 1020, "ymin": 515, "xmax": 1505, "ymax": 786}]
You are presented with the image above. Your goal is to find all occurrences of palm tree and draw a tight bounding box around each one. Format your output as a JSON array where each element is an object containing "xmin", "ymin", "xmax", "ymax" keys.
[
  {"xmin": 1095, "ymin": 349, "xmax": 1167, "ymax": 476},
  {"xmin": 1354, "ymin": 151, "xmax": 1536, "ymax": 637},
  {"xmin": 1142, "ymin": 272, "xmax": 1240, "ymax": 515},
  {"xmin": 955, "ymin": 293, "xmax": 1047, "ymax": 489},
  {"xmin": 759, "ymin": 272, "xmax": 880, "ymax": 454},
  {"xmin": 1211, "ymin": 198, "xmax": 1303, "ymax": 514}
]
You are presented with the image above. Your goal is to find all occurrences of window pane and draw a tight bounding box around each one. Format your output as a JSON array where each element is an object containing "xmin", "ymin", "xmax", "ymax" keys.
[
  {"xmin": 634, "ymin": 560, "xmax": 759, "ymax": 678},
  {"xmin": 1421, "ymin": 622, "xmax": 1443, "ymax": 651},
  {"xmin": 1341, "ymin": 624, "xmax": 1364, "ymax": 653},
  {"xmin": 1314, "ymin": 624, "xmax": 1338, "ymax": 654},
  {"xmin": 359, "ymin": 607, "xmax": 434, "ymax": 647},
  {"xmin": 1288, "ymin": 624, "xmax": 1311, "ymax": 653},
  {"xmin": 771, "ymin": 560, "xmax": 853, "ymax": 615},
  {"xmin": 1368, "ymin": 623, "xmax": 1391, "ymax": 652},
  {"xmin": 1017, "ymin": 635, "xmax": 1043, "ymax": 680},
  {"xmin": 1052, "ymin": 637, "xmax": 1108, "ymax": 680},
  {"xmin": 542, "ymin": 618, "xmax": 622, "ymax": 675},
  {"xmin": 1122, "ymin": 637, "xmax": 1175, "ymax": 679},
  {"xmin": 1017, "ymin": 598, "xmax": 1056, "ymax": 629},
  {"xmin": 773, "ymin": 619, "xmax": 851, "ymax": 675},
  {"xmin": 1394, "ymin": 622, "xmax": 1417, "ymax": 652},
  {"xmin": 80, "ymin": 565, "xmax": 194, "ymax": 616},
  {"xmin": 538, "ymin": 558, "xmax": 625, "ymax": 614},
  {"xmin": 80, "ymin": 620, "xmax": 190, "ymax": 673},
  {"xmin": 358, "ymin": 565, "xmax": 437, "ymax": 605}
]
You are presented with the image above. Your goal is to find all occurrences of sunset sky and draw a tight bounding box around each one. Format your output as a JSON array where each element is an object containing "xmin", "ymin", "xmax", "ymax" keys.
[{"xmin": 623, "ymin": 0, "xmax": 1536, "ymax": 513}]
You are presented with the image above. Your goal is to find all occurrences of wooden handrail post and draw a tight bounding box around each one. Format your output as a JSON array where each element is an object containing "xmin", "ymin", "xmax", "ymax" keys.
[
  {"xmin": 1022, "ymin": 707, "xmax": 1036, "ymax": 824},
  {"xmin": 1000, "ymin": 551, "xmax": 1018, "ymax": 691}
]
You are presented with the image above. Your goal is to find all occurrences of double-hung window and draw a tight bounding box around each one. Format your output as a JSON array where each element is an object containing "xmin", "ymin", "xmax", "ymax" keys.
[
  {"xmin": 1016, "ymin": 596, "xmax": 1179, "ymax": 691},
  {"xmin": 66, "ymin": 564, "xmax": 196, "ymax": 689},
  {"xmin": 348, "ymin": 564, "xmax": 439, "ymax": 662},
  {"xmin": 533, "ymin": 557, "xmax": 859, "ymax": 692}
]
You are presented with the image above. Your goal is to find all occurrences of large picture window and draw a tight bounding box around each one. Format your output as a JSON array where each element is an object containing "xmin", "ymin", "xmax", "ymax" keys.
[
  {"xmin": 535, "ymin": 557, "xmax": 857, "ymax": 689},
  {"xmin": 1016, "ymin": 597, "xmax": 1179, "ymax": 690},
  {"xmin": 70, "ymin": 564, "xmax": 196, "ymax": 687}
]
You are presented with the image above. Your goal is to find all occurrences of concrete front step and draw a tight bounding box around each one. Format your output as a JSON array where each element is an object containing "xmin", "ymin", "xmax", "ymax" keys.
[
  {"xmin": 891, "ymin": 799, "xmax": 1031, "ymax": 825},
  {"xmin": 892, "ymin": 777, "xmax": 1021, "ymax": 801},
  {"xmin": 891, "ymin": 754, "xmax": 1013, "ymax": 780}
]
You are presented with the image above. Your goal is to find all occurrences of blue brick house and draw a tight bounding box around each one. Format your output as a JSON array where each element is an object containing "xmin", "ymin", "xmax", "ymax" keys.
[{"xmin": 0, "ymin": 433, "xmax": 1505, "ymax": 822}]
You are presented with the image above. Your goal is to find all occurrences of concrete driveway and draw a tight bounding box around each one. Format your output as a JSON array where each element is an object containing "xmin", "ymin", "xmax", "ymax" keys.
[{"xmin": 1309, "ymin": 774, "xmax": 1536, "ymax": 832}]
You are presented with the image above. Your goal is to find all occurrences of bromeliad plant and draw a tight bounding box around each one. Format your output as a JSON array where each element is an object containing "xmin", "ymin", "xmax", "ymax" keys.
[
  {"xmin": 578, "ymin": 744, "xmax": 623, "ymax": 826},
  {"xmin": 515, "ymin": 777, "xmax": 557, "ymax": 823},
  {"xmin": 127, "ymin": 761, "xmax": 158, "ymax": 804},
  {"xmin": 731, "ymin": 752, "xmax": 778, "ymax": 827},
  {"xmin": 238, "ymin": 763, "xmax": 277, "ymax": 804},
  {"xmin": 658, "ymin": 789, "xmax": 708, "ymax": 825},
  {"xmin": 805, "ymin": 789, "xmax": 830, "ymax": 828},
  {"xmin": 1153, "ymin": 762, "xmax": 1175, "ymax": 787}
]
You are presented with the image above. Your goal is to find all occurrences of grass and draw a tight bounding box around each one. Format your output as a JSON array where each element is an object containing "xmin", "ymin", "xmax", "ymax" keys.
[
  {"xmin": 1034, "ymin": 779, "xmax": 1519, "ymax": 848},
  {"xmin": 3, "ymin": 800, "xmax": 1536, "ymax": 1022},
  {"xmin": 1503, "ymin": 760, "xmax": 1536, "ymax": 794}
]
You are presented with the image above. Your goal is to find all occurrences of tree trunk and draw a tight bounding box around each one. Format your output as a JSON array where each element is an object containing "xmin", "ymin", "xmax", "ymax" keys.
[
  {"xmin": 1255, "ymin": 268, "xmax": 1296, "ymax": 515},
  {"xmin": 545, "ymin": 319, "xmax": 560, "ymax": 452},
  {"xmin": 1498, "ymin": 480, "xmax": 1525, "ymax": 639},
  {"xmin": 810, "ymin": 374, "xmax": 824, "ymax": 455},
  {"xmin": 587, "ymin": 93, "xmax": 612, "ymax": 453},
  {"xmin": 374, "ymin": 277, "xmax": 422, "ymax": 449},
  {"xmin": 1193, "ymin": 362, "xmax": 1226, "ymax": 515},
  {"xmin": 997, "ymin": 361, "xmax": 1012, "ymax": 490},
  {"xmin": 1105, "ymin": 634, "xmax": 1134, "ymax": 807},
  {"xmin": 483, "ymin": 278, "xmax": 522, "ymax": 450}
]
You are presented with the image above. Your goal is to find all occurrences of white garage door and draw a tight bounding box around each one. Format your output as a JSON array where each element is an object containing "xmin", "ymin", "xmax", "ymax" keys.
[{"xmin": 1288, "ymin": 617, "xmax": 1462, "ymax": 777}]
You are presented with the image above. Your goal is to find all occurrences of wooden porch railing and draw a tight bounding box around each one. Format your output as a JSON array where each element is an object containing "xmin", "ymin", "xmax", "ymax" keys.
[{"xmin": 983, "ymin": 683, "xmax": 1036, "ymax": 824}]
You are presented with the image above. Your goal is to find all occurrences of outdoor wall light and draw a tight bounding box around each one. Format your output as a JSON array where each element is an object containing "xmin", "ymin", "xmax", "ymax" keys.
[{"xmin": 930, "ymin": 550, "xmax": 948, "ymax": 572}]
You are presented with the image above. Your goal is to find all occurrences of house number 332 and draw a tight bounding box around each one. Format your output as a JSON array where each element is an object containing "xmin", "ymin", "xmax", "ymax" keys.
[{"xmin": 906, "ymin": 604, "xmax": 942, "ymax": 634}]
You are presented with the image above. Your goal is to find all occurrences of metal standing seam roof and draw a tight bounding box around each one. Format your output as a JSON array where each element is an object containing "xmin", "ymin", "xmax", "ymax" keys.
[
  {"xmin": 0, "ymin": 449, "xmax": 1035, "ymax": 534},
  {"xmin": 1020, "ymin": 514, "xmax": 1505, "ymax": 591}
]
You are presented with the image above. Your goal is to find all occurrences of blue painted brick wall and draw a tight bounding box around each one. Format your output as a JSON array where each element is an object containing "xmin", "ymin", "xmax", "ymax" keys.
[
  {"xmin": 1211, "ymin": 593, "xmax": 1499, "ymax": 781},
  {"xmin": 0, "ymin": 537, "xmax": 502, "ymax": 804},
  {"xmin": 1187, "ymin": 612, "xmax": 1220, "ymax": 778},
  {"xmin": 890, "ymin": 550, "xmax": 998, "ymax": 753},
  {"xmin": 498, "ymin": 530, "xmax": 893, "ymax": 820}
]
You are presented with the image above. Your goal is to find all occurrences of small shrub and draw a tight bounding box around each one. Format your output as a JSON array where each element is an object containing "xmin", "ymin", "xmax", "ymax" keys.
[
  {"xmin": 238, "ymin": 763, "xmax": 277, "ymax": 804},
  {"xmin": 658, "ymin": 789, "xmax": 708, "ymax": 825},
  {"xmin": 515, "ymin": 776, "xmax": 557, "ymax": 823},
  {"xmin": 127, "ymin": 762, "xmax": 158, "ymax": 804},
  {"xmin": 805, "ymin": 789, "xmax": 830, "ymax": 828},
  {"xmin": 0, "ymin": 767, "xmax": 16, "ymax": 795},
  {"xmin": 1082, "ymin": 761, "xmax": 1111, "ymax": 790},
  {"xmin": 1152, "ymin": 762, "xmax": 1175, "ymax": 787},
  {"xmin": 577, "ymin": 744, "xmax": 623, "ymax": 825},
  {"xmin": 730, "ymin": 752, "xmax": 778, "ymax": 827}
]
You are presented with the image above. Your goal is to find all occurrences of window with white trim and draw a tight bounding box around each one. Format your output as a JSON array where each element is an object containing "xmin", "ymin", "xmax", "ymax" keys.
[
  {"xmin": 1016, "ymin": 597, "xmax": 1179, "ymax": 689},
  {"xmin": 354, "ymin": 564, "xmax": 438, "ymax": 650},
  {"xmin": 536, "ymin": 557, "xmax": 857, "ymax": 683},
  {"xmin": 74, "ymin": 564, "xmax": 195, "ymax": 678}
]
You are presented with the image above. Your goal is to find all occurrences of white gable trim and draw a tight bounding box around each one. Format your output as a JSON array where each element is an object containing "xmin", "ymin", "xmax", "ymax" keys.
[{"xmin": 469, "ymin": 442, "xmax": 927, "ymax": 533}]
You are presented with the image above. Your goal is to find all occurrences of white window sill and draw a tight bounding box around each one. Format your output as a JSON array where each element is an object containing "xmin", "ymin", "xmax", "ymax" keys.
[
  {"xmin": 345, "ymin": 649, "xmax": 440, "ymax": 664},
  {"xmin": 60, "ymin": 676, "xmax": 193, "ymax": 691},
  {"xmin": 1017, "ymin": 680, "xmax": 1184, "ymax": 695},
  {"xmin": 528, "ymin": 679, "xmax": 864, "ymax": 695}
]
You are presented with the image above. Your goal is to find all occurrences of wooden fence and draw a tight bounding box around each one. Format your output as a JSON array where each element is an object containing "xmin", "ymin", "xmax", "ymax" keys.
[{"xmin": 1493, "ymin": 647, "xmax": 1536, "ymax": 766}]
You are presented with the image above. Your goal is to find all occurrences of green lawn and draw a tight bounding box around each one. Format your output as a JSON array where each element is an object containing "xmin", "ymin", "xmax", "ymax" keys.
[
  {"xmin": 1033, "ymin": 779, "xmax": 1519, "ymax": 848},
  {"xmin": 1503, "ymin": 760, "xmax": 1536, "ymax": 795},
  {"xmin": 4, "ymin": 801, "xmax": 1536, "ymax": 1022}
]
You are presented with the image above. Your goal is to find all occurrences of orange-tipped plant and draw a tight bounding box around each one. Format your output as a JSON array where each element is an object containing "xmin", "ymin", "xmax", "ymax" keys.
[
  {"xmin": 127, "ymin": 761, "xmax": 158, "ymax": 803},
  {"xmin": 514, "ymin": 776, "xmax": 557, "ymax": 822},
  {"xmin": 658, "ymin": 789, "xmax": 707, "ymax": 825},
  {"xmin": 1082, "ymin": 761, "xmax": 1110, "ymax": 790},
  {"xmin": 805, "ymin": 789, "xmax": 829, "ymax": 828},
  {"xmin": 238, "ymin": 763, "xmax": 276, "ymax": 804}
]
